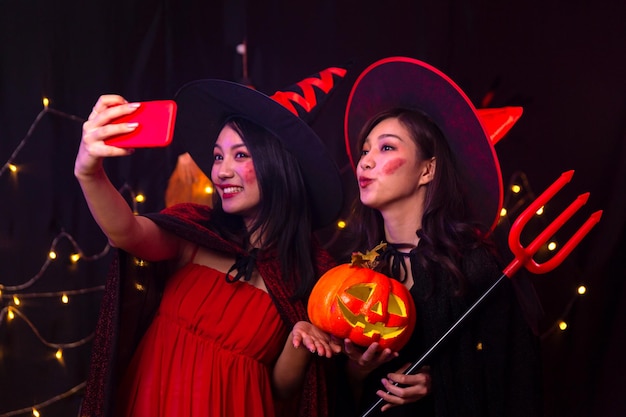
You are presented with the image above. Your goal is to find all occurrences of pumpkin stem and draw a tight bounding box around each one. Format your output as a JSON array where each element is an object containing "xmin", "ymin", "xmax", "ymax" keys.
[{"xmin": 350, "ymin": 242, "xmax": 387, "ymax": 269}]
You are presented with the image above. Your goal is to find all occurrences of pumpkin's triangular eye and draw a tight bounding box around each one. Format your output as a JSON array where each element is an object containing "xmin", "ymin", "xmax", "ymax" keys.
[
  {"xmin": 388, "ymin": 293, "xmax": 408, "ymax": 317},
  {"xmin": 345, "ymin": 283, "xmax": 375, "ymax": 302},
  {"xmin": 370, "ymin": 301, "xmax": 383, "ymax": 315}
]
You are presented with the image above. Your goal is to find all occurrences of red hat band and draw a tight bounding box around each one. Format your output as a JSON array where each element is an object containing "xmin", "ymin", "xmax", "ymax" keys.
[{"xmin": 271, "ymin": 67, "xmax": 347, "ymax": 117}]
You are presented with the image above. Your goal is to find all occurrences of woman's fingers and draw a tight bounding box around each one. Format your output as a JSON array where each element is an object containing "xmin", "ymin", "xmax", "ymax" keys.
[
  {"xmin": 84, "ymin": 102, "xmax": 139, "ymax": 133},
  {"xmin": 376, "ymin": 366, "xmax": 431, "ymax": 410},
  {"xmin": 82, "ymin": 99, "xmax": 141, "ymax": 156}
]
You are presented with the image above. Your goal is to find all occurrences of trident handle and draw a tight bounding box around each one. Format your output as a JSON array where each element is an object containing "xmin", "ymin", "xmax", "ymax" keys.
[{"xmin": 360, "ymin": 170, "xmax": 602, "ymax": 417}]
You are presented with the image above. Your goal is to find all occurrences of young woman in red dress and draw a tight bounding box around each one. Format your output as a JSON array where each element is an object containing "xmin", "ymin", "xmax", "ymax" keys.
[{"xmin": 75, "ymin": 69, "xmax": 346, "ymax": 417}]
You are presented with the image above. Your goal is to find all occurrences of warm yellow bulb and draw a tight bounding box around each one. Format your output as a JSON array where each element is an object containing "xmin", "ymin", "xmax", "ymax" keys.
[
  {"xmin": 337, "ymin": 220, "xmax": 346, "ymax": 229},
  {"xmin": 500, "ymin": 208, "xmax": 508, "ymax": 217},
  {"xmin": 558, "ymin": 320, "xmax": 568, "ymax": 331},
  {"xmin": 547, "ymin": 241, "xmax": 557, "ymax": 251},
  {"xmin": 13, "ymin": 295, "xmax": 20, "ymax": 306},
  {"xmin": 49, "ymin": 251, "xmax": 57, "ymax": 260},
  {"xmin": 135, "ymin": 194, "xmax": 145, "ymax": 203},
  {"xmin": 8, "ymin": 164, "xmax": 17, "ymax": 173},
  {"xmin": 42, "ymin": 97, "xmax": 50, "ymax": 108},
  {"xmin": 61, "ymin": 294, "xmax": 69, "ymax": 304},
  {"xmin": 511, "ymin": 184, "xmax": 521, "ymax": 193},
  {"xmin": 535, "ymin": 206, "xmax": 544, "ymax": 216},
  {"xmin": 55, "ymin": 349, "xmax": 63, "ymax": 360},
  {"xmin": 7, "ymin": 309, "xmax": 15, "ymax": 320},
  {"xmin": 204, "ymin": 185, "xmax": 213, "ymax": 194},
  {"xmin": 70, "ymin": 253, "xmax": 80, "ymax": 263},
  {"xmin": 578, "ymin": 286, "xmax": 587, "ymax": 295}
]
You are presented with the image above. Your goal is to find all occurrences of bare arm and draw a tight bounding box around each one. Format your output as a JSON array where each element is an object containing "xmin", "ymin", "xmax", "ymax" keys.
[
  {"xmin": 74, "ymin": 95, "xmax": 179, "ymax": 261},
  {"xmin": 271, "ymin": 321, "xmax": 341, "ymax": 399}
]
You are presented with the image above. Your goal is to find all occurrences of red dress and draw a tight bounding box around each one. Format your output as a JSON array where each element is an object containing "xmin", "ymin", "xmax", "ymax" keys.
[{"xmin": 116, "ymin": 262, "xmax": 288, "ymax": 417}]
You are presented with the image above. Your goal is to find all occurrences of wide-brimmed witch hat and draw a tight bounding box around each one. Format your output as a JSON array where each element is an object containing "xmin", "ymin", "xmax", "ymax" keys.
[
  {"xmin": 344, "ymin": 56, "xmax": 522, "ymax": 232},
  {"xmin": 174, "ymin": 67, "xmax": 346, "ymax": 228}
]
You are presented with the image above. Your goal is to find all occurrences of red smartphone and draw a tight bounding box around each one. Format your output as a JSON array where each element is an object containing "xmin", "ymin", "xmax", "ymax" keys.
[{"xmin": 105, "ymin": 100, "xmax": 177, "ymax": 148}]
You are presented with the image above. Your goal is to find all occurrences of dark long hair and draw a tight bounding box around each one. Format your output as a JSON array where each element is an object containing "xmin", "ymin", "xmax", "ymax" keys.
[
  {"xmin": 348, "ymin": 108, "xmax": 493, "ymax": 294},
  {"xmin": 210, "ymin": 117, "xmax": 316, "ymax": 298}
]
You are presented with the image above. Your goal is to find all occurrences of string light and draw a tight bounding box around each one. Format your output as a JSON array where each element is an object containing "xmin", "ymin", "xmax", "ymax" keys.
[
  {"xmin": 0, "ymin": 99, "xmax": 84, "ymax": 178},
  {"xmin": 0, "ymin": 99, "xmax": 155, "ymax": 416},
  {"xmin": 558, "ymin": 320, "xmax": 568, "ymax": 331},
  {"xmin": 134, "ymin": 258, "xmax": 147, "ymax": 267},
  {"xmin": 1, "ymin": 231, "xmax": 110, "ymax": 293},
  {"xmin": 0, "ymin": 305, "xmax": 97, "ymax": 348},
  {"xmin": 502, "ymin": 171, "xmax": 534, "ymax": 215},
  {"xmin": 578, "ymin": 285, "xmax": 587, "ymax": 295},
  {"xmin": 0, "ymin": 192, "xmax": 141, "ymax": 416},
  {"xmin": 204, "ymin": 185, "xmax": 213, "ymax": 194},
  {"xmin": 547, "ymin": 241, "xmax": 557, "ymax": 251},
  {"xmin": 1, "ymin": 287, "xmax": 104, "ymax": 302},
  {"xmin": 337, "ymin": 220, "xmax": 346, "ymax": 229},
  {"xmin": 0, "ymin": 383, "xmax": 86, "ymax": 417}
]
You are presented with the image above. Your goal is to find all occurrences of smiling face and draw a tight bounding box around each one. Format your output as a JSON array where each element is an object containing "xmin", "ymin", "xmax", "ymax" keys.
[
  {"xmin": 357, "ymin": 117, "xmax": 435, "ymax": 215},
  {"xmin": 211, "ymin": 124, "xmax": 261, "ymax": 226}
]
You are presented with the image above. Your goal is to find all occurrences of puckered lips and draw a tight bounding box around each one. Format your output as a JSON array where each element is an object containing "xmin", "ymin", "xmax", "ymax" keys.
[{"xmin": 358, "ymin": 176, "xmax": 374, "ymax": 189}]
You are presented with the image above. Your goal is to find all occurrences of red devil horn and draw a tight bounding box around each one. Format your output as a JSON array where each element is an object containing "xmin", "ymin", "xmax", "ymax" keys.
[{"xmin": 476, "ymin": 107, "xmax": 523, "ymax": 145}]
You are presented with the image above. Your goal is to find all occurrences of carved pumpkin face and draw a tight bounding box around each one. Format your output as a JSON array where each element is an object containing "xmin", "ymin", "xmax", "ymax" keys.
[{"xmin": 308, "ymin": 263, "xmax": 416, "ymax": 351}]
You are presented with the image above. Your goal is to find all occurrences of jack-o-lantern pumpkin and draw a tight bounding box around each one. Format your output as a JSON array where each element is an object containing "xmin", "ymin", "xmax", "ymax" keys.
[{"xmin": 308, "ymin": 243, "xmax": 416, "ymax": 351}]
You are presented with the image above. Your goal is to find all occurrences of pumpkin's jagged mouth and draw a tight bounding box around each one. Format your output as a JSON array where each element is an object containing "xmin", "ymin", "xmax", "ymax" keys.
[{"xmin": 337, "ymin": 297, "xmax": 406, "ymax": 339}]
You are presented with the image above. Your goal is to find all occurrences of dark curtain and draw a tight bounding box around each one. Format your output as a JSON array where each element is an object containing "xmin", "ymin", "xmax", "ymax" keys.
[{"xmin": 1, "ymin": 1, "xmax": 624, "ymax": 416}]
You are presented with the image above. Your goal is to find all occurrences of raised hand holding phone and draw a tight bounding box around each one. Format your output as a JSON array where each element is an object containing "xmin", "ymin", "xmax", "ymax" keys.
[{"xmin": 105, "ymin": 100, "xmax": 177, "ymax": 148}]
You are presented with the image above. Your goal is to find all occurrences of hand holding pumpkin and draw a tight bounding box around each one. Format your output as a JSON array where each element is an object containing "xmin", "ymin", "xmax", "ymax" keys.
[
  {"xmin": 343, "ymin": 338, "xmax": 398, "ymax": 382},
  {"xmin": 307, "ymin": 244, "xmax": 416, "ymax": 352}
]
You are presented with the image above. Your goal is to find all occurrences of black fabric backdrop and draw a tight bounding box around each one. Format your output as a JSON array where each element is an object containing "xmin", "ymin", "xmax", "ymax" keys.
[{"xmin": 1, "ymin": 1, "xmax": 624, "ymax": 416}]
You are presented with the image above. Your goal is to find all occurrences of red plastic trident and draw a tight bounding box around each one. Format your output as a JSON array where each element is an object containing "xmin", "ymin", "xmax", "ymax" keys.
[
  {"xmin": 504, "ymin": 170, "xmax": 603, "ymax": 276},
  {"xmin": 361, "ymin": 170, "xmax": 603, "ymax": 417}
]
